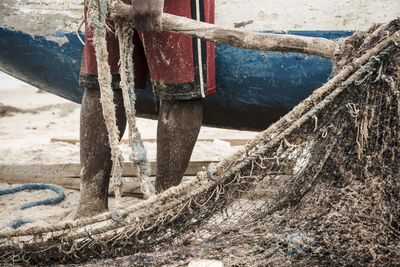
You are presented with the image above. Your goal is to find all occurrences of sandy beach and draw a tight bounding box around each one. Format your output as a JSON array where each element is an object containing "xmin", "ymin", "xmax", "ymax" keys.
[{"xmin": 0, "ymin": 73, "xmax": 258, "ymax": 231}]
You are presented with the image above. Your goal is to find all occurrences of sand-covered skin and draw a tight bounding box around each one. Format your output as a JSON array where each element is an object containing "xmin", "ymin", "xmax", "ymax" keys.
[{"xmin": 0, "ymin": 82, "xmax": 258, "ymax": 231}]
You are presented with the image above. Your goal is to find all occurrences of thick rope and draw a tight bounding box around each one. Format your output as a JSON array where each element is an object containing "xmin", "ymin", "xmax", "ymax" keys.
[
  {"xmin": 0, "ymin": 30, "xmax": 397, "ymax": 239},
  {"xmin": 87, "ymin": 0, "xmax": 124, "ymax": 209},
  {"xmin": 0, "ymin": 184, "xmax": 65, "ymax": 229},
  {"xmin": 87, "ymin": 0, "xmax": 154, "ymax": 210},
  {"xmin": 0, "ymin": 184, "xmax": 65, "ymax": 209},
  {"xmin": 115, "ymin": 20, "xmax": 154, "ymax": 199},
  {"xmin": 0, "ymin": 17, "xmax": 399, "ymax": 245},
  {"xmin": 207, "ymin": 29, "xmax": 400, "ymax": 180}
]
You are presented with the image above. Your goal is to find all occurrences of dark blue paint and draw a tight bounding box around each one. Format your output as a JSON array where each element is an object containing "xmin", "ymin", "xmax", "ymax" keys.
[
  {"xmin": 211, "ymin": 30, "xmax": 353, "ymax": 107},
  {"xmin": 0, "ymin": 27, "xmax": 84, "ymax": 102},
  {"xmin": 0, "ymin": 27, "xmax": 353, "ymax": 129}
]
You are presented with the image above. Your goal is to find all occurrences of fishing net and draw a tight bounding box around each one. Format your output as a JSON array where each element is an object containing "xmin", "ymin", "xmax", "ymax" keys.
[{"xmin": 0, "ymin": 3, "xmax": 399, "ymax": 265}]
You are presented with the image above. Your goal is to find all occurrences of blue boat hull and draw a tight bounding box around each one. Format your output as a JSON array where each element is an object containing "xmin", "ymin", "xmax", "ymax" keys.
[{"xmin": 0, "ymin": 26, "xmax": 352, "ymax": 130}]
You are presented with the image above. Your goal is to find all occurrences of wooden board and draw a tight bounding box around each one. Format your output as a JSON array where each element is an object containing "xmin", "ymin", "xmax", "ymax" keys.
[
  {"xmin": 50, "ymin": 138, "xmax": 251, "ymax": 146},
  {"xmin": 0, "ymin": 163, "xmax": 201, "ymax": 197},
  {"xmin": 0, "ymin": 161, "xmax": 215, "ymax": 180},
  {"xmin": 0, "ymin": 175, "xmax": 165, "ymax": 197}
]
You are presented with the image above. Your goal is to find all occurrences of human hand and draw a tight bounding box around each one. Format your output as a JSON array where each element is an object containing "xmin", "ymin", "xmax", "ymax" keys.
[{"xmin": 131, "ymin": 0, "xmax": 164, "ymax": 32}]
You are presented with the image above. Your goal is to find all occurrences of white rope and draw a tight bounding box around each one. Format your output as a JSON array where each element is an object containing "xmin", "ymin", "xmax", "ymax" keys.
[
  {"xmin": 115, "ymin": 18, "xmax": 154, "ymax": 199},
  {"xmin": 87, "ymin": 0, "xmax": 124, "ymax": 209}
]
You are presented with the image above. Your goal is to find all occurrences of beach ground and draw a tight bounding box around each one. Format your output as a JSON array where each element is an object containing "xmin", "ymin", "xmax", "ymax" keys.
[{"xmin": 0, "ymin": 80, "xmax": 258, "ymax": 231}]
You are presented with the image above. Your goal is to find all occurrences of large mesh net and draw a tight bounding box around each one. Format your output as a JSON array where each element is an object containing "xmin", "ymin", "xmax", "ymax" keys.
[{"xmin": 1, "ymin": 11, "xmax": 400, "ymax": 267}]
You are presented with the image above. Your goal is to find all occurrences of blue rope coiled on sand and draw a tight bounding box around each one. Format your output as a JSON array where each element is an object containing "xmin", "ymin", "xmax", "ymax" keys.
[{"xmin": 0, "ymin": 183, "xmax": 65, "ymax": 209}]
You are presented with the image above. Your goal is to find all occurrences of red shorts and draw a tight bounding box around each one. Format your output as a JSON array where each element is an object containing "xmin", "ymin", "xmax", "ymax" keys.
[{"xmin": 80, "ymin": 0, "xmax": 216, "ymax": 100}]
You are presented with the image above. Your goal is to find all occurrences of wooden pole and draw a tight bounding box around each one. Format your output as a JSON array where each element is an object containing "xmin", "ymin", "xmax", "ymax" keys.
[{"xmin": 110, "ymin": 2, "xmax": 336, "ymax": 59}]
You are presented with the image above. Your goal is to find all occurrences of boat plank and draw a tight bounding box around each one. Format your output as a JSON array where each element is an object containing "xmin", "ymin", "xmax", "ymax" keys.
[
  {"xmin": 0, "ymin": 175, "xmax": 144, "ymax": 197},
  {"xmin": 0, "ymin": 161, "xmax": 215, "ymax": 179},
  {"xmin": 0, "ymin": 167, "xmax": 197, "ymax": 197},
  {"xmin": 50, "ymin": 138, "xmax": 251, "ymax": 146}
]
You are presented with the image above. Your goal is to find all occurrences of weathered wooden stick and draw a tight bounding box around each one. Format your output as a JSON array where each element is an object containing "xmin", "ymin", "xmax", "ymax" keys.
[{"xmin": 110, "ymin": 2, "xmax": 336, "ymax": 59}]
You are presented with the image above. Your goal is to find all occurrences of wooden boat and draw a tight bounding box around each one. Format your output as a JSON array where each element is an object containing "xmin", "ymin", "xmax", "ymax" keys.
[{"xmin": 0, "ymin": 0, "xmax": 398, "ymax": 130}]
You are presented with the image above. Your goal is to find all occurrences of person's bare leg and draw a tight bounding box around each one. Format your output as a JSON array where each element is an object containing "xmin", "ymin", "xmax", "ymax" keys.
[
  {"xmin": 76, "ymin": 88, "xmax": 126, "ymax": 218},
  {"xmin": 156, "ymin": 99, "xmax": 203, "ymax": 192}
]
